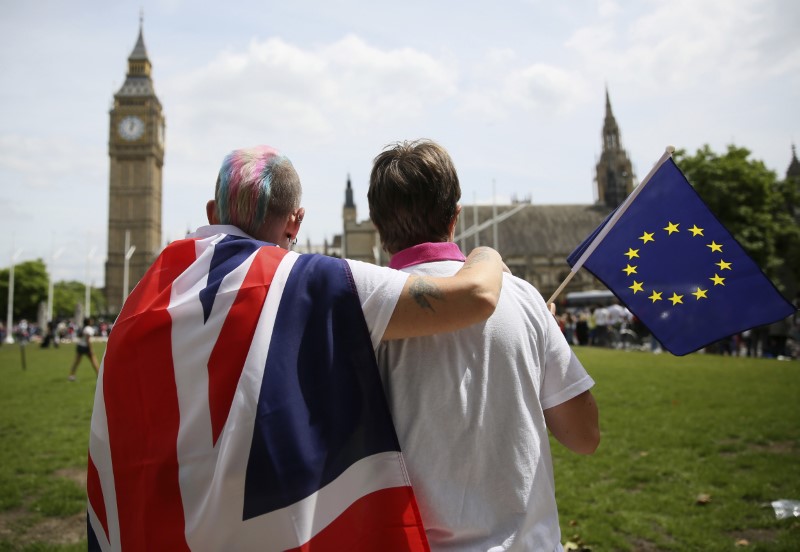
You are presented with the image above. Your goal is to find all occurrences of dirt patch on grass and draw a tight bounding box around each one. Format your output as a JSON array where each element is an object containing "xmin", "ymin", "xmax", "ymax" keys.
[
  {"xmin": 728, "ymin": 528, "xmax": 779, "ymax": 544},
  {"xmin": 747, "ymin": 440, "xmax": 796, "ymax": 454},
  {"xmin": 55, "ymin": 466, "xmax": 87, "ymax": 489},
  {"xmin": 0, "ymin": 467, "xmax": 88, "ymax": 546},
  {"xmin": 629, "ymin": 537, "xmax": 660, "ymax": 551},
  {"xmin": 0, "ymin": 508, "xmax": 85, "ymax": 546}
]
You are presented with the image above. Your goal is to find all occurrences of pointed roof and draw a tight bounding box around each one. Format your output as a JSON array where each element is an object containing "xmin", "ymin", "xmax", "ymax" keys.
[
  {"xmin": 115, "ymin": 17, "xmax": 158, "ymax": 100},
  {"xmin": 128, "ymin": 19, "xmax": 149, "ymax": 62},
  {"xmin": 787, "ymin": 144, "xmax": 800, "ymax": 180},
  {"xmin": 603, "ymin": 86, "xmax": 619, "ymax": 134},
  {"xmin": 344, "ymin": 174, "xmax": 355, "ymax": 208}
]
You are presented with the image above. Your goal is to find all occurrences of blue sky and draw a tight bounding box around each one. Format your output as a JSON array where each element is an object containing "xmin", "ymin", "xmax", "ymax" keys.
[{"xmin": 1, "ymin": 0, "xmax": 798, "ymax": 282}]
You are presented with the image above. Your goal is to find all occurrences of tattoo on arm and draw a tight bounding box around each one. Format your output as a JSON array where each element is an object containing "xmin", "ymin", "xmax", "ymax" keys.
[{"xmin": 409, "ymin": 276, "xmax": 444, "ymax": 311}]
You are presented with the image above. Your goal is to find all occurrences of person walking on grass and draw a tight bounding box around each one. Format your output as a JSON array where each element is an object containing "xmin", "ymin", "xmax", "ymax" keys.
[{"xmin": 68, "ymin": 317, "xmax": 99, "ymax": 380}]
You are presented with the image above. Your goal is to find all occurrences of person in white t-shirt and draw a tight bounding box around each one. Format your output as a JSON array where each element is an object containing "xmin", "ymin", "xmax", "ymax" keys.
[
  {"xmin": 368, "ymin": 139, "xmax": 600, "ymax": 551},
  {"xmin": 68, "ymin": 317, "xmax": 99, "ymax": 380}
]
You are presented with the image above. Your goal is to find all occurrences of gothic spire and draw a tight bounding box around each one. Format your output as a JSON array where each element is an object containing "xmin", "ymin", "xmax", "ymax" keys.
[
  {"xmin": 128, "ymin": 14, "xmax": 149, "ymax": 63},
  {"xmin": 595, "ymin": 87, "xmax": 635, "ymax": 209},
  {"xmin": 602, "ymin": 85, "xmax": 620, "ymax": 150},
  {"xmin": 787, "ymin": 144, "xmax": 800, "ymax": 180},
  {"xmin": 344, "ymin": 174, "xmax": 355, "ymax": 208}
]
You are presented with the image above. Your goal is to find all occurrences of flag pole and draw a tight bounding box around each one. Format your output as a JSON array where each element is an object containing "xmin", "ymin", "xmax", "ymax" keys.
[{"xmin": 546, "ymin": 145, "xmax": 675, "ymax": 305}]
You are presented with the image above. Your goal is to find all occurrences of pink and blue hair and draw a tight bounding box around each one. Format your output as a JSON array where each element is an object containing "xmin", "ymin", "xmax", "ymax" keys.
[{"xmin": 214, "ymin": 146, "xmax": 295, "ymax": 237}]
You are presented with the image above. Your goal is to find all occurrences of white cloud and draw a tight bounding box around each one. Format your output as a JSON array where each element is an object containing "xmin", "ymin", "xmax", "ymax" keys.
[
  {"xmin": 0, "ymin": 134, "xmax": 104, "ymax": 190},
  {"xmin": 566, "ymin": 0, "xmax": 800, "ymax": 91},
  {"xmin": 163, "ymin": 34, "xmax": 459, "ymax": 148},
  {"xmin": 597, "ymin": 0, "xmax": 621, "ymax": 18},
  {"xmin": 503, "ymin": 64, "xmax": 590, "ymax": 114},
  {"xmin": 457, "ymin": 49, "xmax": 590, "ymax": 120}
]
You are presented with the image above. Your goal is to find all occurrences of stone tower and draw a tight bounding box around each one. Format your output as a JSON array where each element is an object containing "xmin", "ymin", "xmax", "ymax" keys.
[
  {"xmin": 105, "ymin": 19, "xmax": 166, "ymax": 314},
  {"xmin": 595, "ymin": 88, "xmax": 635, "ymax": 208}
]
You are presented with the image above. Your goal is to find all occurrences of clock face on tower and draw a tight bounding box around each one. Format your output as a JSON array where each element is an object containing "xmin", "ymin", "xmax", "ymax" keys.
[{"xmin": 118, "ymin": 115, "xmax": 145, "ymax": 141}]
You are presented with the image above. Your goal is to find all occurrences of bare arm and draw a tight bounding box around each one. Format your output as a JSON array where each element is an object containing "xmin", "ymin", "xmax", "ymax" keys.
[
  {"xmin": 382, "ymin": 246, "xmax": 504, "ymax": 341},
  {"xmin": 544, "ymin": 389, "xmax": 600, "ymax": 455}
]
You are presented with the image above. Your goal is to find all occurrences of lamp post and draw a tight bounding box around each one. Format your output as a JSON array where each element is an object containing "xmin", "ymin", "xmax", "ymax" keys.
[
  {"xmin": 5, "ymin": 247, "xmax": 23, "ymax": 344},
  {"xmin": 47, "ymin": 247, "xmax": 64, "ymax": 323},
  {"xmin": 492, "ymin": 179, "xmax": 498, "ymax": 250},
  {"xmin": 85, "ymin": 247, "xmax": 96, "ymax": 318},
  {"xmin": 122, "ymin": 230, "xmax": 136, "ymax": 307}
]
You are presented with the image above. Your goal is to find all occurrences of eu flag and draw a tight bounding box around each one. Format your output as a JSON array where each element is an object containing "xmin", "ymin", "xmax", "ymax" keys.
[{"xmin": 568, "ymin": 157, "xmax": 796, "ymax": 356}]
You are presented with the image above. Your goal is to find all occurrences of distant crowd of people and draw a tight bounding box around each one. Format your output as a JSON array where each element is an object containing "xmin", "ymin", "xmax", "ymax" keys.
[
  {"xmin": 555, "ymin": 302, "xmax": 799, "ymax": 359},
  {"xmin": 0, "ymin": 318, "xmax": 111, "ymax": 348}
]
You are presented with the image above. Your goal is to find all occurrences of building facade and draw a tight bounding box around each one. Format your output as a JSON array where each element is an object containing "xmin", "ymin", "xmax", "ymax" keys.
[{"xmin": 105, "ymin": 22, "xmax": 166, "ymax": 314}]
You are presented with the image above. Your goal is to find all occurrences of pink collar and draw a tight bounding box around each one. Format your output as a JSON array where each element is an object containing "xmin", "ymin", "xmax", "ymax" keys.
[{"xmin": 389, "ymin": 242, "xmax": 467, "ymax": 270}]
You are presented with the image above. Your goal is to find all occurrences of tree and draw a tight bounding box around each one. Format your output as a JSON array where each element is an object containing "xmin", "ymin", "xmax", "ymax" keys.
[
  {"xmin": 0, "ymin": 260, "xmax": 108, "ymax": 326},
  {"xmin": 773, "ymin": 165, "xmax": 800, "ymax": 299},
  {"xmin": 0, "ymin": 259, "xmax": 48, "ymax": 322},
  {"xmin": 674, "ymin": 145, "xmax": 798, "ymax": 293},
  {"xmin": 53, "ymin": 281, "xmax": 107, "ymax": 321}
]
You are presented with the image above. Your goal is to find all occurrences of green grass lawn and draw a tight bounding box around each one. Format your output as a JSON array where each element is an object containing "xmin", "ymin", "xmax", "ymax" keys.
[
  {"xmin": 0, "ymin": 343, "xmax": 798, "ymax": 550},
  {"xmin": 554, "ymin": 347, "xmax": 800, "ymax": 551}
]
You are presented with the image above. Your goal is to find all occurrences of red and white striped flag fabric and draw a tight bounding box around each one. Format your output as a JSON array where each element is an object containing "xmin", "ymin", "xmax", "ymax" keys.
[{"xmin": 87, "ymin": 232, "xmax": 429, "ymax": 551}]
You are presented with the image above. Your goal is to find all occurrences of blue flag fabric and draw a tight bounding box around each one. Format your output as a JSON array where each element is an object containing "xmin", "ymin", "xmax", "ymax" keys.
[{"xmin": 568, "ymin": 158, "xmax": 796, "ymax": 356}]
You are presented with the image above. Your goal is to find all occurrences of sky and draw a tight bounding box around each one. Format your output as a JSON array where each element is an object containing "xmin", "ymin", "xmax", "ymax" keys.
[{"xmin": 1, "ymin": 0, "xmax": 798, "ymax": 284}]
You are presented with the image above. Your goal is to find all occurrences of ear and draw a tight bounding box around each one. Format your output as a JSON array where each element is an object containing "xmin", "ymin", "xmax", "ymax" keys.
[
  {"xmin": 206, "ymin": 200, "xmax": 219, "ymax": 225},
  {"xmin": 282, "ymin": 207, "xmax": 305, "ymax": 243},
  {"xmin": 447, "ymin": 204, "xmax": 462, "ymax": 241}
]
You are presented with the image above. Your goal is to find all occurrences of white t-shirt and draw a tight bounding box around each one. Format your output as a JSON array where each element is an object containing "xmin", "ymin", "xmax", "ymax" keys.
[
  {"xmin": 377, "ymin": 260, "xmax": 595, "ymax": 552},
  {"xmin": 79, "ymin": 325, "xmax": 96, "ymax": 347},
  {"xmin": 344, "ymin": 258, "xmax": 409, "ymax": 350}
]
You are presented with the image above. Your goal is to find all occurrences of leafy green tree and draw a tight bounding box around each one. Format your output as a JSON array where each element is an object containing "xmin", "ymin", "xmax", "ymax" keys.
[
  {"xmin": 674, "ymin": 145, "xmax": 798, "ymax": 293},
  {"xmin": 52, "ymin": 281, "xmax": 107, "ymax": 321},
  {"xmin": 773, "ymin": 167, "xmax": 800, "ymax": 298},
  {"xmin": 0, "ymin": 259, "xmax": 48, "ymax": 322}
]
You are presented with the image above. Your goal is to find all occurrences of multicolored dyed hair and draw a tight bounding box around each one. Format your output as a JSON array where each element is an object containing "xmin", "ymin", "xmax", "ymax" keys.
[{"xmin": 214, "ymin": 145, "xmax": 302, "ymax": 237}]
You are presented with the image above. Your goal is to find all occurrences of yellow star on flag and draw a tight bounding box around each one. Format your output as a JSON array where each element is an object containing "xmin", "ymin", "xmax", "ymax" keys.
[
  {"xmin": 629, "ymin": 281, "xmax": 644, "ymax": 294},
  {"xmin": 716, "ymin": 259, "xmax": 732, "ymax": 270},
  {"xmin": 669, "ymin": 293, "xmax": 684, "ymax": 305},
  {"xmin": 622, "ymin": 264, "xmax": 637, "ymax": 275},
  {"xmin": 625, "ymin": 248, "xmax": 640, "ymax": 260},
  {"xmin": 648, "ymin": 290, "xmax": 663, "ymax": 303},
  {"xmin": 692, "ymin": 287, "xmax": 708, "ymax": 300},
  {"xmin": 663, "ymin": 222, "xmax": 680, "ymax": 235},
  {"xmin": 710, "ymin": 274, "xmax": 725, "ymax": 286},
  {"xmin": 639, "ymin": 231, "xmax": 655, "ymax": 244},
  {"xmin": 707, "ymin": 241, "xmax": 723, "ymax": 253},
  {"xmin": 688, "ymin": 225, "xmax": 704, "ymax": 236}
]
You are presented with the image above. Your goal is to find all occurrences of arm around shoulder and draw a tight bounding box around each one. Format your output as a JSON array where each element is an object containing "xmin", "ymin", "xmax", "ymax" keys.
[
  {"xmin": 382, "ymin": 246, "xmax": 504, "ymax": 341},
  {"xmin": 544, "ymin": 389, "xmax": 600, "ymax": 455}
]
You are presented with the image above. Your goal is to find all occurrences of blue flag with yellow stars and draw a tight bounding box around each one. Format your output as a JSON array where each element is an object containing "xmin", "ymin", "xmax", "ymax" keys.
[{"xmin": 568, "ymin": 157, "xmax": 796, "ymax": 356}]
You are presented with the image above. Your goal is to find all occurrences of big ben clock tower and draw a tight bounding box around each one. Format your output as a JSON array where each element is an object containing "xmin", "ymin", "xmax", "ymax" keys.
[{"xmin": 105, "ymin": 19, "xmax": 165, "ymax": 314}]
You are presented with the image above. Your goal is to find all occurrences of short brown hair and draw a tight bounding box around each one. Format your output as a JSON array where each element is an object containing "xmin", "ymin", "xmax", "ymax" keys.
[{"xmin": 368, "ymin": 140, "xmax": 461, "ymax": 254}]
